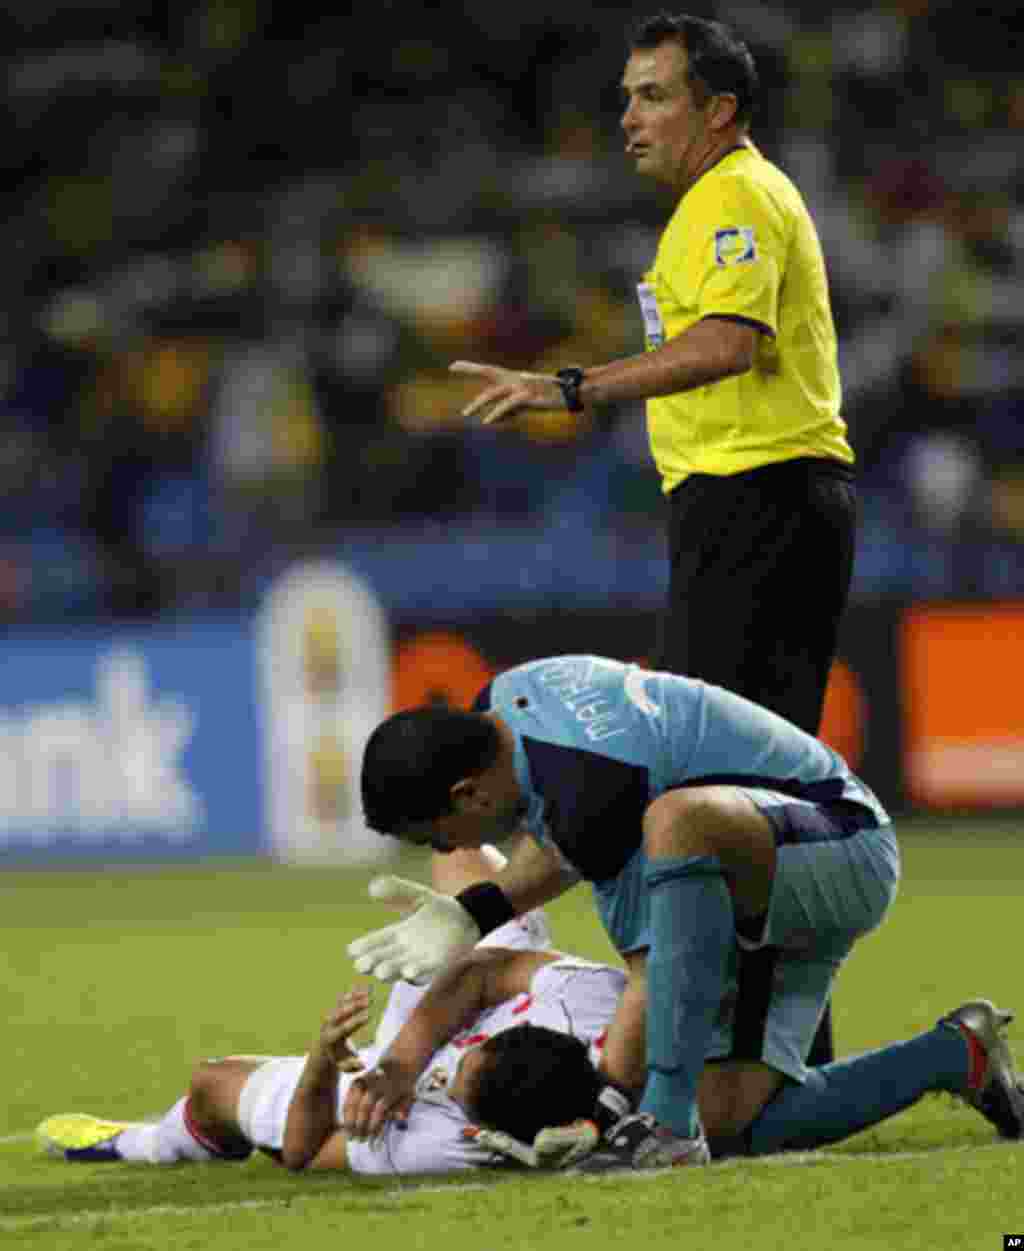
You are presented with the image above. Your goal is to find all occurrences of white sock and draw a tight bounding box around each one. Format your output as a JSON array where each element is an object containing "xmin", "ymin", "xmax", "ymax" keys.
[{"xmin": 115, "ymin": 1096, "xmax": 218, "ymax": 1164}]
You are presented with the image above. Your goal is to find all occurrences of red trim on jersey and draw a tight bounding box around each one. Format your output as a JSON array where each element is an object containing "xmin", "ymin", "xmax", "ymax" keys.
[{"xmin": 453, "ymin": 1031, "xmax": 490, "ymax": 1050}]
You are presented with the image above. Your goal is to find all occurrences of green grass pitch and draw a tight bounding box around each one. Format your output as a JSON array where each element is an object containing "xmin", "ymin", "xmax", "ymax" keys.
[{"xmin": 3, "ymin": 818, "xmax": 1023, "ymax": 1250}]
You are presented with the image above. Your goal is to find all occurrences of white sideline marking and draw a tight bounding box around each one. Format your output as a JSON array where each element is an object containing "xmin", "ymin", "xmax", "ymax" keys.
[
  {"xmin": 0, "ymin": 1132, "xmax": 31, "ymax": 1145},
  {"xmin": 0, "ymin": 1141, "xmax": 1016, "ymax": 1232},
  {"xmin": 0, "ymin": 1185, "xmax": 490, "ymax": 1233}
]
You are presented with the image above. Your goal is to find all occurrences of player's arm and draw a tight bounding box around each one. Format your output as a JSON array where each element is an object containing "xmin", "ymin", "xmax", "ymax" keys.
[
  {"xmin": 579, "ymin": 317, "xmax": 758, "ymax": 403},
  {"xmin": 454, "ymin": 178, "xmax": 779, "ymax": 425},
  {"xmin": 393, "ymin": 946, "xmax": 560, "ymax": 1066},
  {"xmin": 450, "ymin": 318, "xmax": 757, "ymax": 425},
  {"xmin": 491, "ymin": 832, "xmax": 575, "ymax": 915},
  {"xmin": 341, "ymin": 947, "xmax": 559, "ymax": 1142},
  {"xmin": 597, "ymin": 952, "xmax": 648, "ymax": 1097},
  {"xmin": 281, "ymin": 988, "xmax": 371, "ymax": 1171},
  {"xmin": 431, "ymin": 843, "xmax": 510, "ymax": 894}
]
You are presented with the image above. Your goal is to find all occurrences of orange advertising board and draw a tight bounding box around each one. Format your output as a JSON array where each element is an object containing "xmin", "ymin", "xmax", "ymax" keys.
[
  {"xmin": 392, "ymin": 631, "xmax": 496, "ymax": 712},
  {"xmin": 819, "ymin": 659, "xmax": 865, "ymax": 770},
  {"xmin": 902, "ymin": 603, "xmax": 1024, "ymax": 807}
]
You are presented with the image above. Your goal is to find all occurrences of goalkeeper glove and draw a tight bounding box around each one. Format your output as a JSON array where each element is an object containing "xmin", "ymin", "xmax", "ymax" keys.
[
  {"xmin": 463, "ymin": 1120, "xmax": 599, "ymax": 1169},
  {"xmin": 347, "ymin": 876, "xmax": 481, "ymax": 983}
]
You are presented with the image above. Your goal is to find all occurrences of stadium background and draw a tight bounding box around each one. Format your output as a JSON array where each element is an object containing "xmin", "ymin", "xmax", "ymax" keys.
[{"xmin": 1, "ymin": 0, "xmax": 1022, "ymax": 865}]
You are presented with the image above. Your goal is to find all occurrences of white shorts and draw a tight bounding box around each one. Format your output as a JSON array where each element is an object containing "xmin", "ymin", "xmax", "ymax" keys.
[{"xmin": 237, "ymin": 1055, "xmax": 331, "ymax": 1153}]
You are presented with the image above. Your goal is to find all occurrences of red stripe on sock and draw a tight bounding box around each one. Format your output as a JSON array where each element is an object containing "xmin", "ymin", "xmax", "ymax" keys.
[
  {"xmin": 956, "ymin": 1023, "xmax": 987, "ymax": 1091},
  {"xmin": 183, "ymin": 1096, "xmax": 236, "ymax": 1158}
]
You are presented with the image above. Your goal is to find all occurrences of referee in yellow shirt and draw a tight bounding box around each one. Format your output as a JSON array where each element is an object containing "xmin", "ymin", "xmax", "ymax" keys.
[{"xmin": 453, "ymin": 14, "xmax": 853, "ymax": 1068}]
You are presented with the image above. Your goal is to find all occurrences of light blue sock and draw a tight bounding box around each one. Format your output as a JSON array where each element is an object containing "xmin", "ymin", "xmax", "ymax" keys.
[
  {"xmin": 744, "ymin": 1022, "xmax": 969, "ymax": 1154},
  {"xmin": 639, "ymin": 854, "xmax": 732, "ymax": 1139}
]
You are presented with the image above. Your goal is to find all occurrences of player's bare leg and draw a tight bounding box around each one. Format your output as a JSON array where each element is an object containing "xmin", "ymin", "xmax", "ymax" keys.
[
  {"xmin": 36, "ymin": 1057, "xmax": 264, "ymax": 1164},
  {"xmin": 186, "ymin": 1057, "xmax": 267, "ymax": 1156}
]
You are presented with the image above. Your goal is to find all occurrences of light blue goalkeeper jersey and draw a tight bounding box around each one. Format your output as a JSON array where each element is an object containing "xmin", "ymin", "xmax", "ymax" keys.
[{"xmin": 474, "ymin": 655, "xmax": 889, "ymax": 884}]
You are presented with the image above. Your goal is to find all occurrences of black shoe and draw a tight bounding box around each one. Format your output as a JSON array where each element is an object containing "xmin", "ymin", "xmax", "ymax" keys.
[{"xmin": 577, "ymin": 1112, "xmax": 710, "ymax": 1172}]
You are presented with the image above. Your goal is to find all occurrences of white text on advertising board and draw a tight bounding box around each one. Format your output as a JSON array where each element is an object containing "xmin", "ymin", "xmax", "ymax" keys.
[{"xmin": 0, "ymin": 649, "xmax": 203, "ymax": 844}]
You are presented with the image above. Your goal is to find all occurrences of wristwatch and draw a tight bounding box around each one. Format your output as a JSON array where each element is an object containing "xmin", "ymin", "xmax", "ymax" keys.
[{"xmin": 555, "ymin": 367, "xmax": 586, "ymax": 413}]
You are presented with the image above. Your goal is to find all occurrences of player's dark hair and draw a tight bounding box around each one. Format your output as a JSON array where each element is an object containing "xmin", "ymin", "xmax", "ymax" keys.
[
  {"xmin": 466, "ymin": 1024, "xmax": 604, "ymax": 1146},
  {"xmin": 360, "ymin": 708, "xmax": 500, "ymax": 836},
  {"xmin": 629, "ymin": 12, "xmax": 758, "ymax": 126}
]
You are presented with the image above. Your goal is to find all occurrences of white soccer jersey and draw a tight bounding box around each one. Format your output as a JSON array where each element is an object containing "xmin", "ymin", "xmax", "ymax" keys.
[
  {"xmin": 236, "ymin": 934, "xmax": 624, "ymax": 1176},
  {"xmin": 347, "ymin": 956, "xmax": 624, "ymax": 1176}
]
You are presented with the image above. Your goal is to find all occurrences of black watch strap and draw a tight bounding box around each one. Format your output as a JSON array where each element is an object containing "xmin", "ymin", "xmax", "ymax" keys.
[
  {"xmin": 555, "ymin": 367, "xmax": 586, "ymax": 413},
  {"xmin": 455, "ymin": 882, "xmax": 516, "ymax": 937}
]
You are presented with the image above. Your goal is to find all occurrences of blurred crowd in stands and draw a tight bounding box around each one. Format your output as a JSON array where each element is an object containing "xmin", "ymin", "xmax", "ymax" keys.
[{"xmin": 1, "ymin": 0, "xmax": 1022, "ymax": 623}]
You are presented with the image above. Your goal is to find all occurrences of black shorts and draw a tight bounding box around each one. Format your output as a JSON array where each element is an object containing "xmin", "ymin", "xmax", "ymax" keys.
[{"xmin": 656, "ymin": 457, "xmax": 857, "ymax": 735}]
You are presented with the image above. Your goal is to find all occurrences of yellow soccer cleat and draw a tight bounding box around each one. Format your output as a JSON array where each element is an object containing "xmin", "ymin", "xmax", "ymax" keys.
[{"xmin": 35, "ymin": 1112, "xmax": 141, "ymax": 1162}]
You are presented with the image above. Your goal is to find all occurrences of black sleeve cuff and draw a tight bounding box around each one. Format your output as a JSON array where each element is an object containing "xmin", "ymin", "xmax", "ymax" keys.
[{"xmin": 701, "ymin": 313, "xmax": 774, "ymax": 337}]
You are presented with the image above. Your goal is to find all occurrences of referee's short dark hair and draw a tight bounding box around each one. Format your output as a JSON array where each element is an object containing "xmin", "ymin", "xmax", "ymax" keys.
[
  {"xmin": 630, "ymin": 12, "xmax": 758, "ymax": 126},
  {"xmin": 361, "ymin": 708, "xmax": 501, "ymax": 835}
]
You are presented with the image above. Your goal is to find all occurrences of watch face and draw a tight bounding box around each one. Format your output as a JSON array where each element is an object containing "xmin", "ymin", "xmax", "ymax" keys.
[{"xmin": 557, "ymin": 369, "xmax": 584, "ymax": 412}]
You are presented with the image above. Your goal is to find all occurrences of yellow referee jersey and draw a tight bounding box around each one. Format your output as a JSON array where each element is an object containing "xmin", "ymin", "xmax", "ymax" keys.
[{"xmin": 639, "ymin": 144, "xmax": 853, "ymax": 491}]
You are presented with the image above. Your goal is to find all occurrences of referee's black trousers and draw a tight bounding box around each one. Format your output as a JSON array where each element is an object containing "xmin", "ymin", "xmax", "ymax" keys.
[{"xmin": 658, "ymin": 456, "xmax": 857, "ymax": 737}]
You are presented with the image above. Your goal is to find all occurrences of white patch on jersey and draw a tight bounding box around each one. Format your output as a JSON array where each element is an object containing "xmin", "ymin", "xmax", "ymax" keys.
[
  {"xmin": 624, "ymin": 666, "xmax": 660, "ymax": 718},
  {"xmin": 636, "ymin": 281, "xmax": 665, "ymax": 347},
  {"xmin": 420, "ymin": 1065, "xmax": 450, "ymax": 1095},
  {"xmin": 714, "ymin": 226, "xmax": 756, "ymax": 266},
  {"xmin": 536, "ymin": 657, "xmax": 627, "ymax": 742}
]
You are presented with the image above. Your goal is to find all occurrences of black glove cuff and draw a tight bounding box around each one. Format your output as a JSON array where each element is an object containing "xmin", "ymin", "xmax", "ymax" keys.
[{"xmin": 455, "ymin": 882, "xmax": 517, "ymax": 937}]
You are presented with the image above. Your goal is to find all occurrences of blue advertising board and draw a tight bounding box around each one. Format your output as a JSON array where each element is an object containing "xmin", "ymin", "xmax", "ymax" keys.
[{"xmin": 0, "ymin": 619, "xmax": 263, "ymax": 862}]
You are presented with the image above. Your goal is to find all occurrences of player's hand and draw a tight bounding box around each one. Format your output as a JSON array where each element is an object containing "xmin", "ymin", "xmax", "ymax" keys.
[
  {"xmin": 462, "ymin": 1120, "xmax": 599, "ymax": 1169},
  {"xmin": 347, "ymin": 875, "xmax": 481, "ymax": 983},
  {"xmin": 312, "ymin": 988, "xmax": 371, "ymax": 1067},
  {"xmin": 342, "ymin": 1058, "xmax": 417, "ymax": 1141},
  {"xmin": 450, "ymin": 360, "xmax": 564, "ymax": 425}
]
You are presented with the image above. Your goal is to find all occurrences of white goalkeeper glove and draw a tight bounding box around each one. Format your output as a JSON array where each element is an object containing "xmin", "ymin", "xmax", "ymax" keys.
[
  {"xmin": 347, "ymin": 875, "xmax": 481, "ymax": 983},
  {"xmin": 463, "ymin": 1120, "xmax": 599, "ymax": 1169}
]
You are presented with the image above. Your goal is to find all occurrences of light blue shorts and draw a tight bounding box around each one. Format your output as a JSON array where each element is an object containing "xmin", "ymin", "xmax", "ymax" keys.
[{"xmin": 591, "ymin": 787, "xmax": 901, "ymax": 1083}]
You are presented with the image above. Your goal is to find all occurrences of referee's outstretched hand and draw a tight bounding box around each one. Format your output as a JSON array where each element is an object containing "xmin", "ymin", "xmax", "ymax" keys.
[{"xmin": 450, "ymin": 360, "xmax": 563, "ymax": 425}]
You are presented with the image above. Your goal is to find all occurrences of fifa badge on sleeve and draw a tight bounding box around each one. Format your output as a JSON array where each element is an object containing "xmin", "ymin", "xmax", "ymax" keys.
[{"xmin": 714, "ymin": 227, "xmax": 756, "ymax": 266}]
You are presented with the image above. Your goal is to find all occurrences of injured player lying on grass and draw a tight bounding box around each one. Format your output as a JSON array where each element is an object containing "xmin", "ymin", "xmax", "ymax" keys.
[
  {"xmin": 37, "ymin": 841, "xmax": 1024, "ymax": 1175},
  {"xmin": 36, "ymin": 846, "xmax": 619, "ymax": 1176}
]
